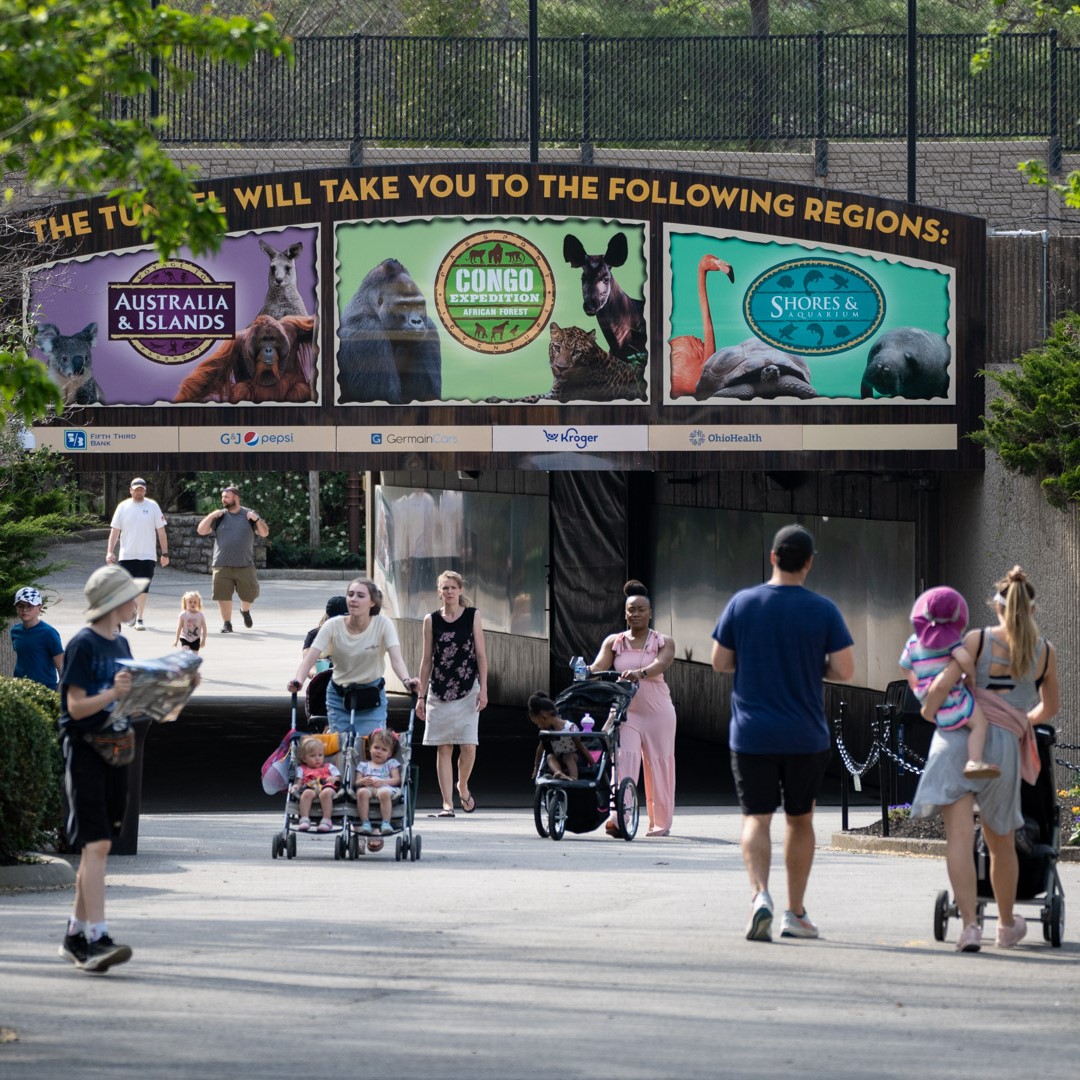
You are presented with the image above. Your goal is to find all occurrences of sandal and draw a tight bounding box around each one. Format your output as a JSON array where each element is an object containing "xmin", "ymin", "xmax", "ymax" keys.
[
  {"xmin": 428, "ymin": 808, "xmax": 455, "ymax": 818},
  {"xmin": 316, "ymin": 820, "xmax": 333, "ymax": 832},
  {"xmin": 297, "ymin": 818, "xmax": 311, "ymax": 831}
]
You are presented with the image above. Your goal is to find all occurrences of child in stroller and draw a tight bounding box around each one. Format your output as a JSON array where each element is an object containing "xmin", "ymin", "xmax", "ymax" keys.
[
  {"xmin": 531, "ymin": 674, "xmax": 640, "ymax": 842},
  {"xmin": 353, "ymin": 728, "xmax": 402, "ymax": 837},
  {"xmin": 293, "ymin": 735, "xmax": 342, "ymax": 832},
  {"xmin": 528, "ymin": 693, "xmax": 594, "ymax": 780}
]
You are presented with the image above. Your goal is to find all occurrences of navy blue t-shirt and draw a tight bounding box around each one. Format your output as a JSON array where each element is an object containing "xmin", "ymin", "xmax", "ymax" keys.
[
  {"xmin": 59, "ymin": 626, "xmax": 133, "ymax": 732},
  {"xmin": 11, "ymin": 620, "xmax": 63, "ymax": 689},
  {"xmin": 714, "ymin": 583, "xmax": 854, "ymax": 754}
]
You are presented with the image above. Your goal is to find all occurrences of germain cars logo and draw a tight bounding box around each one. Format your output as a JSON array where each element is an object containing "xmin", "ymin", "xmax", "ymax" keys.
[
  {"xmin": 107, "ymin": 259, "xmax": 236, "ymax": 364},
  {"xmin": 64, "ymin": 429, "xmax": 87, "ymax": 450},
  {"xmin": 371, "ymin": 433, "xmax": 383, "ymax": 445},
  {"xmin": 744, "ymin": 258, "xmax": 885, "ymax": 355}
]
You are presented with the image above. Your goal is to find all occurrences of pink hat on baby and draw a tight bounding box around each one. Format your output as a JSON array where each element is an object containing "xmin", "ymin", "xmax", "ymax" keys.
[{"xmin": 911, "ymin": 586, "xmax": 968, "ymax": 650}]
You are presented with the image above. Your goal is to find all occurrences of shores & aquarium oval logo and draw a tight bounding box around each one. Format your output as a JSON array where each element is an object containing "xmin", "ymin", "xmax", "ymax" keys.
[
  {"xmin": 744, "ymin": 259, "xmax": 884, "ymax": 356},
  {"xmin": 107, "ymin": 259, "xmax": 236, "ymax": 364},
  {"xmin": 434, "ymin": 230, "xmax": 556, "ymax": 354}
]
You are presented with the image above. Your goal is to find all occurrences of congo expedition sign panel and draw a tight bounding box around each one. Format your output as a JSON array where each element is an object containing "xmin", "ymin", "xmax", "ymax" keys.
[
  {"xmin": 26, "ymin": 225, "xmax": 321, "ymax": 406},
  {"xmin": 665, "ymin": 226, "xmax": 954, "ymax": 404},
  {"xmin": 334, "ymin": 216, "xmax": 649, "ymax": 405}
]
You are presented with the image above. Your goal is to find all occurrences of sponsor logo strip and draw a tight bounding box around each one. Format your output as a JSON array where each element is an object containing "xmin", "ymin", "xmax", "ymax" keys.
[
  {"xmin": 179, "ymin": 428, "xmax": 337, "ymax": 452},
  {"xmin": 492, "ymin": 426, "xmax": 649, "ymax": 453},
  {"xmin": 651, "ymin": 425, "xmax": 956, "ymax": 451},
  {"xmin": 32, "ymin": 428, "xmax": 180, "ymax": 453},
  {"xmin": 337, "ymin": 427, "xmax": 493, "ymax": 452},
  {"xmin": 801, "ymin": 424, "xmax": 956, "ymax": 451}
]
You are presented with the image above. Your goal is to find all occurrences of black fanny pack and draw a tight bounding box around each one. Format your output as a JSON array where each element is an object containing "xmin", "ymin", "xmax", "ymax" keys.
[{"xmin": 332, "ymin": 678, "xmax": 384, "ymax": 711}]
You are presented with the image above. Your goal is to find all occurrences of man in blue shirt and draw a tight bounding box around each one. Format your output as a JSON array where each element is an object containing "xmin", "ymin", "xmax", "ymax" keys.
[{"xmin": 711, "ymin": 524, "xmax": 855, "ymax": 943}]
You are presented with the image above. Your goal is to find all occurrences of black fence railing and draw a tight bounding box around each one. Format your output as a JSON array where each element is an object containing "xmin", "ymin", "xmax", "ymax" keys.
[{"xmin": 117, "ymin": 31, "xmax": 1080, "ymax": 153}]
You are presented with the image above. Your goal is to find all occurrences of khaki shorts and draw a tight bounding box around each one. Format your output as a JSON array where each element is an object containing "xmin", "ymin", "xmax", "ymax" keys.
[{"xmin": 211, "ymin": 564, "xmax": 260, "ymax": 604}]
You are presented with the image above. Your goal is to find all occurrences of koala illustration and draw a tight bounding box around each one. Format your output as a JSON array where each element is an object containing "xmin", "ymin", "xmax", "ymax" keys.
[{"xmin": 34, "ymin": 322, "xmax": 103, "ymax": 405}]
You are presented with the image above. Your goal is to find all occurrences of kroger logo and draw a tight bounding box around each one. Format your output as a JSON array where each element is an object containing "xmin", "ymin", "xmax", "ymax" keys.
[
  {"xmin": 542, "ymin": 427, "xmax": 600, "ymax": 451},
  {"xmin": 64, "ymin": 430, "xmax": 87, "ymax": 450},
  {"xmin": 689, "ymin": 429, "xmax": 705, "ymax": 447}
]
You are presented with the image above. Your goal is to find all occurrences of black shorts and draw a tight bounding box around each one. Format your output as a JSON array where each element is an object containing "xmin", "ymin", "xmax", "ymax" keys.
[
  {"xmin": 180, "ymin": 637, "xmax": 201, "ymax": 652},
  {"xmin": 119, "ymin": 558, "xmax": 156, "ymax": 585},
  {"xmin": 62, "ymin": 730, "xmax": 129, "ymax": 847},
  {"xmin": 730, "ymin": 748, "xmax": 832, "ymax": 817}
]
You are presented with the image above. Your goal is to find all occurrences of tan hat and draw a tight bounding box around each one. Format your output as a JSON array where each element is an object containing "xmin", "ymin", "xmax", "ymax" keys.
[{"xmin": 84, "ymin": 564, "xmax": 149, "ymax": 622}]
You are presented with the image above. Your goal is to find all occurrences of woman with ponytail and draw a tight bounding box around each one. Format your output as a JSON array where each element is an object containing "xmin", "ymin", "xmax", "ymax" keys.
[{"xmin": 911, "ymin": 566, "xmax": 1060, "ymax": 952}]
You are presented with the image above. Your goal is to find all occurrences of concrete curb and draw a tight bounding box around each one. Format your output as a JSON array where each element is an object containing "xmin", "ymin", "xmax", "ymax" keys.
[
  {"xmin": 0, "ymin": 854, "xmax": 75, "ymax": 893},
  {"xmin": 831, "ymin": 832, "xmax": 1080, "ymax": 861}
]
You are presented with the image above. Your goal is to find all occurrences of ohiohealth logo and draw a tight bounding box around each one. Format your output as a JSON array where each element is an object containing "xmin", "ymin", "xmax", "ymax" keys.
[
  {"xmin": 689, "ymin": 429, "xmax": 705, "ymax": 447},
  {"xmin": 542, "ymin": 427, "xmax": 600, "ymax": 451},
  {"xmin": 64, "ymin": 430, "xmax": 87, "ymax": 450}
]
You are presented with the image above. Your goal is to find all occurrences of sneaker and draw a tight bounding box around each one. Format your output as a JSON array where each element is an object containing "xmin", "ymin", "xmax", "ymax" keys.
[
  {"xmin": 80, "ymin": 934, "xmax": 132, "ymax": 973},
  {"xmin": 127, "ymin": 615, "xmax": 137, "ymax": 628},
  {"xmin": 780, "ymin": 909, "xmax": 819, "ymax": 939},
  {"xmin": 59, "ymin": 932, "xmax": 89, "ymax": 966},
  {"xmin": 359, "ymin": 821, "xmax": 374, "ymax": 835},
  {"xmin": 241, "ymin": 609, "xmax": 253, "ymax": 628},
  {"xmin": 316, "ymin": 820, "xmax": 333, "ymax": 832},
  {"xmin": 996, "ymin": 914, "xmax": 1028, "ymax": 948},
  {"xmin": 221, "ymin": 621, "xmax": 233, "ymax": 634},
  {"xmin": 134, "ymin": 619, "xmax": 145, "ymax": 631},
  {"xmin": 380, "ymin": 821, "xmax": 394, "ymax": 835},
  {"xmin": 297, "ymin": 818, "xmax": 311, "ymax": 831},
  {"xmin": 746, "ymin": 890, "xmax": 774, "ymax": 941},
  {"xmin": 956, "ymin": 923, "xmax": 982, "ymax": 952},
  {"xmin": 963, "ymin": 760, "xmax": 1002, "ymax": 780}
]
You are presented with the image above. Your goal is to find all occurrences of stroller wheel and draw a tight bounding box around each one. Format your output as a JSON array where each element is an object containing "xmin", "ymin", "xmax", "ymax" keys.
[
  {"xmin": 286, "ymin": 832, "xmax": 297, "ymax": 859},
  {"xmin": 272, "ymin": 834, "xmax": 284, "ymax": 860},
  {"xmin": 533, "ymin": 787, "xmax": 550, "ymax": 838},
  {"xmin": 411, "ymin": 833, "xmax": 422, "ymax": 861},
  {"xmin": 395, "ymin": 835, "xmax": 404, "ymax": 862},
  {"xmin": 548, "ymin": 788, "xmax": 567, "ymax": 841},
  {"xmin": 349, "ymin": 832, "xmax": 361, "ymax": 860},
  {"xmin": 616, "ymin": 778, "xmax": 639, "ymax": 840},
  {"xmin": 933, "ymin": 889, "xmax": 949, "ymax": 942},
  {"xmin": 334, "ymin": 834, "xmax": 346, "ymax": 860},
  {"xmin": 1050, "ymin": 893, "xmax": 1065, "ymax": 947}
]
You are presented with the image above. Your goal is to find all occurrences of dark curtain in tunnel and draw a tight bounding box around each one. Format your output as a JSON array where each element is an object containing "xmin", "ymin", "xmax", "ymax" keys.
[{"xmin": 549, "ymin": 471, "xmax": 629, "ymax": 694}]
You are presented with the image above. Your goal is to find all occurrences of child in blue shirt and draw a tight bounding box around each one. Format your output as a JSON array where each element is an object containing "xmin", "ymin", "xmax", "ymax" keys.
[{"xmin": 11, "ymin": 586, "xmax": 63, "ymax": 689}]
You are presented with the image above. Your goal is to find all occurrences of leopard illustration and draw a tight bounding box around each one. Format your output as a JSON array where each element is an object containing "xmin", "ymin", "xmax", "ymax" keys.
[{"xmin": 545, "ymin": 323, "xmax": 646, "ymax": 403}]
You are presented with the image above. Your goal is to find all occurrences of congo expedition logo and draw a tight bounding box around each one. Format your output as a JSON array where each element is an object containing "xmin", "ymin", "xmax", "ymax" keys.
[
  {"xmin": 107, "ymin": 259, "xmax": 236, "ymax": 364},
  {"xmin": 744, "ymin": 259, "xmax": 884, "ymax": 356},
  {"xmin": 434, "ymin": 231, "xmax": 555, "ymax": 354}
]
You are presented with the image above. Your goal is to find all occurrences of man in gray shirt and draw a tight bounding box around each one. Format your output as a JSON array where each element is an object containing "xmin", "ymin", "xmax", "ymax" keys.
[{"xmin": 196, "ymin": 483, "xmax": 271, "ymax": 633}]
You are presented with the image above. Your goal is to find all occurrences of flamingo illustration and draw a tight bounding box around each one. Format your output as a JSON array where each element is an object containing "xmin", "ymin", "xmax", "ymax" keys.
[{"xmin": 669, "ymin": 254, "xmax": 735, "ymax": 396}]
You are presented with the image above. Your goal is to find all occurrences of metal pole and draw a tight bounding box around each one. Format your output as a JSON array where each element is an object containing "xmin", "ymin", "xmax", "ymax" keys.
[
  {"xmin": 529, "ymin": 0, "xmax": 539, "ymax": 163},
  {"xmin": 906, "ymin": 0, "xmax": 917, "ymax": 202}
]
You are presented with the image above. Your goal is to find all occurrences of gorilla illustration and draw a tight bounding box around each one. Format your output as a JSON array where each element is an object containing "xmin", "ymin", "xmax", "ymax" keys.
[{"xmin": 337, "ymin": 259, "xmax": 442, "ymax": 404}]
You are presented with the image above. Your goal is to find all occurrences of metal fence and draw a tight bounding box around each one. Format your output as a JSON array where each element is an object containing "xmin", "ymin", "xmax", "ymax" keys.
[{"xmin": 129, "ymin": 31, "xmax": 1079, "ymax": 156}]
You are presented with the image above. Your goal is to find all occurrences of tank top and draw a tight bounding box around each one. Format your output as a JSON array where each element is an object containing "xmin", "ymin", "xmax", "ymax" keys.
[
  {"xmin": 429, "ymin": 607, "xmax": 478, "ymax": 702},
  {"xmin": 974, "ymin": 627, "xmax": 1047, "ymax": 713}
]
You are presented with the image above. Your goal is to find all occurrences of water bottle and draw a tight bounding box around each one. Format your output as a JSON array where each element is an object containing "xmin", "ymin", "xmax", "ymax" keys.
[
  {"xmin": 580, "ymin": 713, "xmax": 594, "ymax": 732},
  {"xmin": 571, "ymin": 656, "xmax": 588, "ymax": 681}
]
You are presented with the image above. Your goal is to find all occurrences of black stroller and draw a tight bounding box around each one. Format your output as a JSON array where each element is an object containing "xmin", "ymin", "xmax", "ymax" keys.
[
  {"xmin": 933, "ymin": 724, "xmax": 1066, "ymax": 947},
  {"xmin": 532, "ymin": 673, "xmax": 640, "ymax": 841}
]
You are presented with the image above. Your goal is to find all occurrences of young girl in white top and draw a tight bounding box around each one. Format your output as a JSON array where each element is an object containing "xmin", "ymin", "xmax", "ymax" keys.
[
  {"xmin": 173, "ymin": 591, "xmax": 207, "ymax": 652},
  {"xmin": 353, "ymin": 729, "xmax": 402, "ymax": 835}
]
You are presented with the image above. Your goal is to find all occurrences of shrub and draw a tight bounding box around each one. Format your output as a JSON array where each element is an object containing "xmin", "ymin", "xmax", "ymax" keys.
[{"xmin": 0, "ymin": 677, "xmax": 62, "ymax": 863}]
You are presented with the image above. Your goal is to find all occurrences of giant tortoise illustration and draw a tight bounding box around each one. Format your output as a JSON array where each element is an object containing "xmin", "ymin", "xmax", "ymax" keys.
[{"xmin": 693, "ymin": 339, "xmax": 818, "ymax": 400}]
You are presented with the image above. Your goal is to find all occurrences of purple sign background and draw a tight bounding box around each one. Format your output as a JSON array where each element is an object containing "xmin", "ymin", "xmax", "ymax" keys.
[{"xmin": 29, "ymin": 225, "xmax": 319, "ymax": 406}]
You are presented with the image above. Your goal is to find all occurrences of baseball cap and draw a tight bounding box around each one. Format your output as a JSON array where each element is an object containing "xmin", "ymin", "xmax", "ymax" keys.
[
  {"xmin": 771, "ymin": 524, "xmax": 815, "ymax": 561},
  {"xmin": 325, "ymin": 595, "xmax": 348, "ymax": 618},
  {"xmin": 911, "ymin": 586, "xmax": 968, "ymax": 651},
  {"xmin": 130, "ymin": 477, "xmax": 147, "ymax": 489},
  {"xmin": 14, "ymin": 586, "xmax": 43, "ymax": 607}
]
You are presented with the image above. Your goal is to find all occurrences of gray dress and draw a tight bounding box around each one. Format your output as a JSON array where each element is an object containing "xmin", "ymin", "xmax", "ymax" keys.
[{"xmin": 910, "ymin": 629, "xmax": 1045, "ymax": 834}]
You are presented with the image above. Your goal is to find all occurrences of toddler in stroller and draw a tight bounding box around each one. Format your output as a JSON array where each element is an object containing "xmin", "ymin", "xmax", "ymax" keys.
[
  {"xmin": 531, "ymin": 674, "xmax": 640, "ymax": 842},
  {"xmin": 353, "ymin": 728, "xmax": 402, "ymax": 837},
  {"xmin": 293, "ymin": 735, "xmax": 342, "ymax": 832}
]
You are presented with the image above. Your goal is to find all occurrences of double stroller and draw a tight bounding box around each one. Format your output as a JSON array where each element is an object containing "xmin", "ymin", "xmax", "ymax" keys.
[
  {"xmin": 532, "ymin": 673, "xmax": 640, "ymax": 841},
  {"xmin": 933, "ymin": 724, "xmax": 1066, "ymax": 946},
  {"xmin": 270, "ymin": 670, "xmax": 421, "ymax": 862}
]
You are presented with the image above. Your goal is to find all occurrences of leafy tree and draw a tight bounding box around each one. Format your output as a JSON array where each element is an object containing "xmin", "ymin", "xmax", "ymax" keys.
[{"xmin": 972, "ymin": 314, "xmax": 1080, "ymax": 509}]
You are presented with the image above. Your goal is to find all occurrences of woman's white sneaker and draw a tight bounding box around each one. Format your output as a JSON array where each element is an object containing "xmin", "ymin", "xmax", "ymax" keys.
[{"xmin": 780, "ymin": 909, "xmax": 819, "ymax": 938}]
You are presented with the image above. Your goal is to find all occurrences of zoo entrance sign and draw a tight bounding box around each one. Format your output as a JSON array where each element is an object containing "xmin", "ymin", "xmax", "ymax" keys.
[{"xmin": 24, "ymin": 162, "xmax": 984, "ymax": 471}]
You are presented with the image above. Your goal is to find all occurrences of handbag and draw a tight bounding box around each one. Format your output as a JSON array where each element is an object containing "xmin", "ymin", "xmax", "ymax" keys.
[
  {"xmin": 261, "ymin": 731, "xmax": 296, "ymax": 794},
  {"xmin": 83, "ymin": 718, "xmax": 136, "ymax": 767},
  {"xmin": 332, "ymin": 678, "xmax": 384, "ymax": 712}
]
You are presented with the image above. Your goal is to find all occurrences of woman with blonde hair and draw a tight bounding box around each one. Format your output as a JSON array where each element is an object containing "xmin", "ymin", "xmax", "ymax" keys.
[
  {"xmin": 416, "ymin": 570, "xmax": 488, "ymax": 816},
  {"xmin": 911, "ymin": 566, "xmax": 1060, "ymax": 952}
]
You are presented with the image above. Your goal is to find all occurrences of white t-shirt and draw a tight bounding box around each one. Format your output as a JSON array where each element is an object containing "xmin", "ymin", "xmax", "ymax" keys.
[
  {"xmin": 312, "ymin": 614, "xmax": 400, "ymax": 686},
  {"xmin": 110, "ymin": 497, "xmax": 166, "ymax": 560}
]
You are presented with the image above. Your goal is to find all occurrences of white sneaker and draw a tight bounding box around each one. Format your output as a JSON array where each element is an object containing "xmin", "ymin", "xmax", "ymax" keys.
[
  {"xmin": 780, "ymin": 909, "xmax": 819, "ymax": 939},
  {"xmin": 746, "ymin": 890, "xmax": 774, "ymax": 941}
]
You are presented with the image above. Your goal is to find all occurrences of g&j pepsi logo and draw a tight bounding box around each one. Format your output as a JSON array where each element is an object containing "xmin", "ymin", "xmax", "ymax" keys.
[
  {"xmin": 218, "ymin": 430, "xmax": 294, "ymax": 446},
  {"xmin": 244, "ymin": 431, "xmax": 259, "ymax": 446}
]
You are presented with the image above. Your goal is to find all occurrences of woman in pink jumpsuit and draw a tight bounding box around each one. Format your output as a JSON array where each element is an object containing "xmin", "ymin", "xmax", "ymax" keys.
[{"xmin": 588, "ymin": 580, "xmax": 677, "ymax": 836}]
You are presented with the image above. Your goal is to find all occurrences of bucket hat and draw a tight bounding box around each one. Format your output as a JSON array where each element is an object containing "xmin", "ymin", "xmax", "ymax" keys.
[
  {"xmin": 84, "ymin": 564, "xmax": 149, "ymax": 622},
  {"xmin": 911, "ymin": 586, "xmax": 968, "ymax": 651}
]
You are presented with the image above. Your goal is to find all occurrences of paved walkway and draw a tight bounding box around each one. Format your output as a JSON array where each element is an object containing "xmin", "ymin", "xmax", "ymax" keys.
[{"xmin": 2, "ymin": 806, "xmax": 1078, "ymax": 1079}]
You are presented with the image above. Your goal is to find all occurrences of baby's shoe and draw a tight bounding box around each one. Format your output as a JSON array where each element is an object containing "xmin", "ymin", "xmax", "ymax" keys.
[
  {"xmin": 359, "ymin": 820, "xmax": 374, "ymax": 835},
  {"xmin": 380, "ymin": 821, "xmax": 394, "ymax": 835},
  {"xmin": 963, "ymin": 760, "xmax": 1002, "ymax": 780},
  {"xmin": 297, "ymin": 818, "xmax": 311, "ymax": 831},
  {"xmin": 316, "ymin": 820, "xmax": 333, "ymax": 832}
]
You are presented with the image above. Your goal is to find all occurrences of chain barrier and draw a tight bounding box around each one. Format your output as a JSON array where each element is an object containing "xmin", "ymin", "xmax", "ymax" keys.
[{"xmin": 1055, "ymin": 743, "xmax": 1080, "ymax": 779}]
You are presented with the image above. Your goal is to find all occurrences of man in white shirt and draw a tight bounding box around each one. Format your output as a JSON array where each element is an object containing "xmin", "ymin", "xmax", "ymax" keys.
[{"xmin": 105, "ymin": 477, "xmax": 169, "ymax": 630}]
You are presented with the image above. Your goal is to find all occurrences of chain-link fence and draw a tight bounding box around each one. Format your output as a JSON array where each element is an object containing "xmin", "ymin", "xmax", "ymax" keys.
[{"xmin": 134, "ymin": 1, "xmax": 1080, "ymax": 230}]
